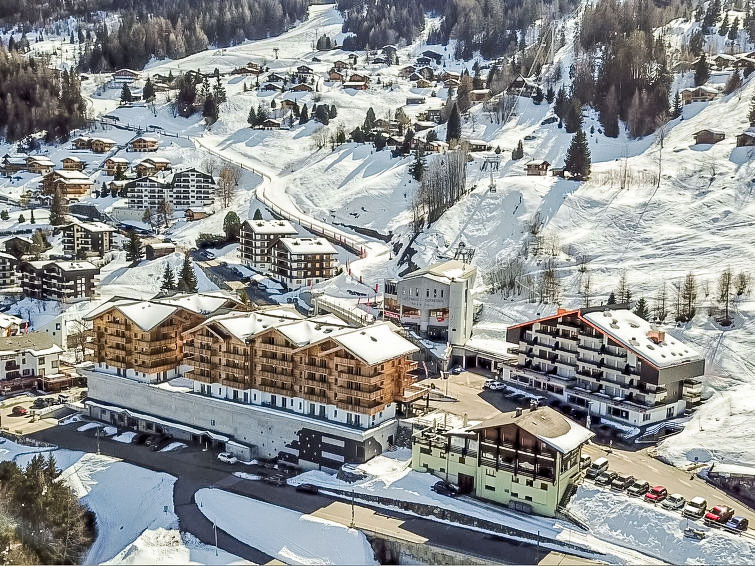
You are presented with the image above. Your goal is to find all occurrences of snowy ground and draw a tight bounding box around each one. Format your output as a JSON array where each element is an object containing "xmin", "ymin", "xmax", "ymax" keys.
[
  {"xmin": 287, "ymin": 449, "xmax": 661, "ymax": 564},
  {"xmin": 195, "ymin": 488, "xmax": 377, "ymax": 565},
  {"xmin": 0, "ymin": 439, "xmax": 243, "ymax": 565},
  {"xmin": 567, "ymin": 484, "xmax": 755, "ymax": 565}
]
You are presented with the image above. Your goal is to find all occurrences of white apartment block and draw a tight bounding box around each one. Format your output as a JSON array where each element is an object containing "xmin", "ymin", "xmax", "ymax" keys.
[
  {"xmin": 0, "ymin": 333, "xmax": 64, "ymax": 394},
  {"xmin": 126, "ymin": 168, "xmax": 216, "ymax": 211},
  {"xmin": 240, "ymin": 219, "xmax": 298, "ymax": 271}
]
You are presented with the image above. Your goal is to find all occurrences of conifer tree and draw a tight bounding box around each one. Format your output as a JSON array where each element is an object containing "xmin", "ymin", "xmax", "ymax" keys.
[
  {"xmin": 120, "ymin": 83, "xmax": 132, "ymax": 103},
  {"xmin": 409, "ymin": 146, "xmax": 426, "ymax": 181},
  {"xmin": 512, "ymin": 140, "xmax": 524, "ymax": 160},
  {"xmin": 142, "ymin": 77, "xmax": 155, "ymax": 101},
  {"xmin": 363, "ymin": 107, "xmax": 376, "ymax": 131},
  {"xmin": 607, "ymin": 291, "xmax": 617, "ymax": 304},
  {"xmin": 49, "ymin": 189, "xmax": 68, "ymax": 225},
  {"xmin": 253, "ymin": 208, "xmax": 263, "ymax": 220},
  {"xmin": 633, "ymin": 297, "xmax": 650, "ymax": 320},
  {"xmin": 314, "ymin": 104, "xmax": 330, "ymax": 124},
  {"xmin": 671, "ymin": 90, "xmax": 682, "ymax": 118},
  {"xmin": 161, "ymin": 264, "xmax": 176, "ymax": 290},
  {"xmin": 446, "ymin": 102, "xmax": 461, "ymax": 142},
  {"xmin": 694, "ymin": 54, "xmax": 710, "ymax": 86},
  {"xmin": 247, "ymin": 106, "xmax": 256, "ymax": 127},
  {"xmin": 179, "ymin": 252, "xmax": 198, "ymax": 292},
  {"xmin": 125, "ymin": 229, "xmax": 143, "ymax": 263},
  {"xmin": 564, "ymin": 129, "xmax": 591, "ymax": 180},
  {"xmin": 299, "ymin": 104, "xmax": 309, "ymax": 124}
]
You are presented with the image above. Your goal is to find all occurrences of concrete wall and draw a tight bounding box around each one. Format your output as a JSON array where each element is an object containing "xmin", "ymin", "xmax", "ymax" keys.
[{"xmin": 85, "ymin": 370, "xmax": 397, "ymax": 468}]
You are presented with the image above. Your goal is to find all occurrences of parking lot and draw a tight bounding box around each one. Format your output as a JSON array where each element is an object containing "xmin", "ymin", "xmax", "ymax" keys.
[{"xmin": 0, "ymin": 387, "xmax": 84, "ymax": 436}]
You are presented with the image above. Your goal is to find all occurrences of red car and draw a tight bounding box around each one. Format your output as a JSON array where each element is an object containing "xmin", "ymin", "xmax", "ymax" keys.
[
  {"xmin": 644, "ymin": 486, "xmax": 668, "ymax": 503},
  {"xmin": 11, "ymin": 406, "xmax": 27, "ymax": 416},
  {"xmin": 704, "ymin": 505, "xmax": 735, "ymax": 526}
]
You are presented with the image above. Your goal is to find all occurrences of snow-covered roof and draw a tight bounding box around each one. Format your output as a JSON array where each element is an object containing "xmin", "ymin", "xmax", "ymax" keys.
[
  {"xmin": 132, "ymin": 136, "xmax": 159, "ymax": 143},
  {"xmin": 694, "ymin": 129, "xmax": 725, "ymax": 135},
  {"xmin": 53, "ymin": 170, "xmax": 92, "ymax": 181},
  {"xmin": 203, "ymin": 307, "xmax": 304, "ymax": 342},
  {"xmin": 708, "ymin": 462, "xmax": 755, "ymax": 477},
  {"xmin": 62, "ymin": 156, "xmax": 84, "ymax": 162},
  {"xmin": 146, "ymin": 242, "xmax": 175, "ymax": 250},
  {"xmin": 275, "ymin": 314, "xmax": 352, "ymax": 347},
  {"xmin": 278, "ymin": 237, "xmax": 337, "ymax": 255},
  {"xmin": 581, "ymin": 309, "xmax": 703, "ymax": 369},
  {"xmin": 0, "ymin": 332, "xmax": 63, "ymax": 357},
  {"xmin": 403, "ymin": 259, "xmax": 476, "ymax": 283},
  {"xmin": 106, "ymin": 157, "xmax": 130, "ymax": 164},
  {"xmin": 27, "ymin": 156, "xmax": 54, "ymax": 166},
  {"xmin": 64, "ymin": 218, "xmax": 116, "ymax": 233},
  {"xmin": 333, "ymin": 322, "xmax": 418, "ymax": 365},
  {"xmin": 0, "ymin": 312, "xmax": 23, "ymax": 328},
  {"xmin": 680, "ymin": 86, "xmax": 718, "ymax": 94},
  {"xmin": 471, "ymin": 406, "xmax": 594, "ymax": 454},
  {"xmin": 243, "ymin": 219, "xmax": 298, "ymax": 235},
  {"xmin": 158, "ymin": 291, "xmax": 240, "ymax": 315},
  {"xmin": 91, "ymin": 137, "xmax": 117, "ymax": 144},
  {"xmin": 117, "ymin": 301, "xmax": 179, "ymax": 331}
]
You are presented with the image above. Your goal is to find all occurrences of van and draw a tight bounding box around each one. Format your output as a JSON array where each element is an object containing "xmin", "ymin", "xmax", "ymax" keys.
[{"xmin": 585, "ymin": 457, "xmax": 609, "ymax": 479}]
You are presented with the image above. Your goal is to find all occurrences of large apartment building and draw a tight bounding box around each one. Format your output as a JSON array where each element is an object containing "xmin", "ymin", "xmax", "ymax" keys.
[
  {"xmin": 60, "ymin": 219, "xmax": 116, "ymax": 258},
  {"xmin": 82, "ymin": 300, "xmax": 424, "ymax": 468},
  {"xmin": 86, "ymin": 294, "xmax": 241, "ymax": 383},
  {"xmin": 240, "ymin": 219, "xmax": 298, "ymax": 271},
  {"xmin": 274, "ymin": 237, "xmax": 337, "ymax": 289},
  {"xmin": 503, "ymin": 307, "xmax": 705, "ymax": 426},
  {"xmin": 0, "ymin": 252, "xmax": 19, "ymax": 289},
  {"xmin": 384, "ymin": 259, "xmax": 476, "ymax": 346},
  {"xmin": 0, "ymin": 333, "xmax": 64, "ymax": 394},
  {"xmin": 126, "ymin": 168, "xmax": 216, "ymax": 211},
  {"xmin": 19, "ymin": 260, "xmax": 100, "ymax": 302},
  {"xmin": 412, "ymin": 405, "xmax": 593, "ymax": 517}
]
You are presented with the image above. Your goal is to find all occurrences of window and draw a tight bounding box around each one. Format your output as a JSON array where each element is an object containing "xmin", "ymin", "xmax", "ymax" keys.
[
  {"xmin": 666, "ymin": 406, "xmax": 675, "ymax": 418},
  {"xmin": 540, "ymin": 483, "xmax": 548, "ymax": 490},
  {"xmin": 485, "ymin": 468, "xmax": 495, "ymax": 477},
  {"xmin": 512, "ymin": 477, "xmax": 519, "ymax": 483},
  {"xmin": 643, "ymin": 413, "xmax": 651, "ymax": 422},
  {"xmin": 524, "ymin": 495, "xmax": 533, "ymax": 502},
  {"xmin": 526, "ymin": 479, "xmax": 533, "ymax": 487},
  {"xmin": 485, "ymin": 485, "xmax": 495, "ymax": 491},
  {"xmin": 38, "ymin": 357, "xmax": 45, "ymax": 365},
  {"xmin": 210, "ymin": 419, "xmax": 215, "ymax": 426}
]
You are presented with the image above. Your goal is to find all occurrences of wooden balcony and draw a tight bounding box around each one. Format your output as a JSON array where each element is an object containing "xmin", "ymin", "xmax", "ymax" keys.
[
  {"xmin": 256, "ymin": 357, "xmax": 293, "ymax": 369},
  {"xmin": 256, "ymin": 369, "xmax": 295, "ymax": 384},
  {"xmin": 336, "ymin": 387, "xmax": 384, "ymax": 402},
  {"xmin": 256, "ymin": 343, "xmax": 291, "ymax": 354},
  {"xmin": 336, "ymin": 370, "xmax": 383, "ymax": 385}
]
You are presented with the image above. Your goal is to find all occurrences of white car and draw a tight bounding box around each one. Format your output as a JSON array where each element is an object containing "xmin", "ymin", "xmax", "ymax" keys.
[
  {"xmin": 662, "ymin": 493, "xmax": 686, "ymax": 511},
  {"xmin": 484, "ymin": 380, "xmax": 506, "ymax": 391},
  {"xmin": 217, "ymin": 452, "xmax": 238, "ymax": 464}
]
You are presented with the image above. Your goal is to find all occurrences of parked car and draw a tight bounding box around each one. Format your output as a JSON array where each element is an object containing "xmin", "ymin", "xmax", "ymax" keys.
[
  {"xmin": 264, "ymin": 475, "xmax": 286, "ymax": 487},
  {"xmin": 724, "ymin": 516, "xmax": 749, "ymax": 534},
  {"xmin": 661, "ymin": 493, "xmax": 686, "ymax": 511},
  {"xmin": 682, "ymin": 496, "xmax": 708, "ymax": 519},
  {"xmin": 144, "ymin": 434, "xmax": 159, "ymax": 447},
  {"xmin": 704, "ymin": 505, "xmax": 735, "ymax": 526},
  {"xmin": 431, "ymin": 480, "xmax": 459, "ymax": 497},
  {"xmin": 595, "ymin": 471, "xmax": 618, "ymax": 486},
  {"xmin": 579, "ymin": 455, "xmax": 592, "ymax": 470},
  {"xmin": 32, "ymin": 398, "xmax": 47, "ymax": 409},
  {"xmin": 295, "ymin": 483, "xmax": 320, "ymax": 495},
  {"xmin": 627, "ymin": 481, "xmax": 650, "ymax": 497},
  {"xmin": 585, "ymin": 457, "xmax": 609, "ymax": 480},
  {"xmin": 644, "ymin": 486, "xmax": 668, "ymax": 503},
  {"xmin": 132, "ymin": 432, "xmax": 150, "ymax": 445},
  {"xmin": 610, "ymin": 474, "xmax": 635, "ymax": 492},
  {"xmin": 217, "ymin": 452, "xmax": 238, "ymax": 464},
  {"xmin": 450, "ymin": 366, "xmax": 463, "ymax": 375},
  {"xmin": 151, "ymin": 436, "xmax": 174, "ymax": 451},
  {"xmin": 484, "ymin": 380, "xmax": 506, "ymax": 391},
  {"xmin": 11, "ymin": 406, "xmax": 27, "ymax": 416},
  {"xmin": 147, "ymin": 434, "xmax": 168, "ymax": 450}
]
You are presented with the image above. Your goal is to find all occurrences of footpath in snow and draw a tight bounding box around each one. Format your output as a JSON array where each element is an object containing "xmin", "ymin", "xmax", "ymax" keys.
[{"xmin": 195, "ymin": 488, "xmax": 377, "ymax": 565}]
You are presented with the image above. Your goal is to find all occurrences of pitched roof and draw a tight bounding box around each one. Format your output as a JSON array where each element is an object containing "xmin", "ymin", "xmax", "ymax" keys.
[
  {"xmin": 0, "ymin": 332, "xmax": 63, "ymax": 356},
  {"xmin": 403, "ymin": 259, "xmax": 476, "ymax": 283},
  {"xmin": 470, "ymin": 406, "xmax": 594, "ymax": 454}
]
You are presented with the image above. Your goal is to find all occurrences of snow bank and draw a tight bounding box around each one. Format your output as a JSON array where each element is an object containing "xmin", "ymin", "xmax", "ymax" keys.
[
  {"xmin": 113, "ymin": 431, "xmax": 137, "ymax": 443},
  {"xmin": 195, "ymin": 488, "xmax": 377, "ymax": 565},
  {"xmin": 105, "ymin": 528, "xmax": 247, "ymax": 565},
  {"xmin": 567, "ymin": 484, "xmax": 755, "ymax": 565},
  {"xmin": 77, "ymin": 422, "xmax": 101, "ymax": 432}
]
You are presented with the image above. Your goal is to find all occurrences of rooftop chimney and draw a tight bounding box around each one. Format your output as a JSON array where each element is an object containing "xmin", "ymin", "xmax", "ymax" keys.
[
  {"xmin": 515, "ymin": 408, "xmax": 523, "ymax": 417},
  {"xmin": 647, "ymin": 330, "xmax": 665, "ymax": 344}
]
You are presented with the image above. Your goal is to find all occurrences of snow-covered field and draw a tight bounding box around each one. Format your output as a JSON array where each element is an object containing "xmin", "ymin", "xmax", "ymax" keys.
[
  {"xmin": 0, "ymin": 439, "xmax": 243, "ymax": 565},
  {"xmin": 195, "ymin": 488, "xmax": 377, "ymax": 565},
  {"xmin": 567, "ymin": 484, "xmax": 755, "ymax": 565}
]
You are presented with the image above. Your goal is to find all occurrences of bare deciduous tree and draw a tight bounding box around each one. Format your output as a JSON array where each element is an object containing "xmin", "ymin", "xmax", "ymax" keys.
[
  {"xmin": 718, "ymin": 267, "xmax": 733, "ymax": 325},
  {"xmin": 217, "ymin": 164, "xmax": 242, "ymax": 208}
]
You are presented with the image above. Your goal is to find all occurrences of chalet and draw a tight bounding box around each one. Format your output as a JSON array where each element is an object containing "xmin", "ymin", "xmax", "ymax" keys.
[
  {"xmin": 422, "ymin": 50, "xmax": 443, "ymax": 64},
  {"xmin": 417, "ymin": 66, "xmax": 435, "ymax": 80},
  {"xmin": 104, "ymin": 157, "xmax": 129, "ymax": 176},
  {"xmin": 267, "ymin": 72, "xmax": 287, "ymax": 82},
  {"xmin": 3, "ymin": 236, "xmax": 33, "ymax": 258},
  {"xmin": 108, "ymin": 180, "xmax": 129, "ymax": 194},
  {"xmin": 290, "ymin": 83, "xmax": 314, "ymax": 92},
  {"xmin": 413, "ymin": 121, "xmax": 435, "ymax": 132},
  {"xmin": 551, "ymin": 167, "xmax": 566, "ymax": 178},
  {"xmin": 416, "ymin": 56, "xmax": 432, "ymax": 66},
  {"xmin": 90, "ymin": 138, "xmax": 117, "ymax": 153},
  {"xmin": 262, "ymin": 83, "xmax": 284, "ymax": 92},
  {"xmin": 62, "ymin": 157, "xmax": 86, "ymax": 171},
  {"xmin": 734, "ymin": 54, "xmax": 755, "ymax": 71},
  {"xmin": 693, "ymin": 129, "xmax": 725, "ymax": 145},
  {"xmin": 416, "ymin": 78, "xmax": 434, "ymax": 88},
  {"xmin": 712, "ymin": 53, "xmax": 737, "ymax": 69},
  {"xmin": 427, "ymin": 140, "xmax": 449, "ymax": 153},
  {"xmin": 382, "ymin": 45, "xmax": 398, "ymax": 56},
  {"xmin": 134, "ymin": 157, "xmax": 171, "ymax": 177},
  {"xmin": 1, "ymin": 153, "xmax": 28, "ymax": 175},
  {"xmin": 373, "ymin": 118, "xmax": 397, "ymax": 132},
  {"xmin": 231, "ymin": 62, "xmax": 262, "ymax": 75},
  {"xmin": 145, "ymin": 242, "xmax": 176, "ymax": 260},
  {"xmin": 525, "ymin": 160, "xmax": 550, "ymax": 176},
  {"xmin": 333, "ymin": 60, "xmax": 351, "ymax": 71},
  {"xmin": 736, "ymin": 129, "xmax": 755, "ymax": 147},
  {"xmin": 256, "ymin": 119, "xmax": 282, "ymax": 130},
  {"xmin": 406, "ymin": 96, "xmax": 426, "ymax": 105},
  {"xmin": 26, "ymin": 156, "xmax": 55, "ymax": 174},
  {"xmin": 129, "ymin": 136, "xmax": 159, "ymax": 152},
  {"xmin": 507, "ymin": 74, "xmax": 539, "ymax": 97},
  {"xmin": 372, "ymin": 56, "xmax": 388, "ymax": 65},
  {"xmin": 440, "ymin": 71, "xmax": 460, "ymax": 82},
  {"xmin": 470, "ymin": 88, "xmax": 492, "ymax": 103},
  {"xmin": 349, "ymin": 73, "xmax": 370, "ymax": 83},
  {"xmin": 279, "ymin": 99, "xmax": 299, "ymax": 112},
  {"xmin": 444, "ymin": 78, "xmax": 461, "ymax": 89},
  {"xmin": 424, "ymin": 108, "xmax": 443, "ymax": 123},
  {"xmin": 41, "ymin": 170, "xmax": 94, "ymax": 197},
  {"xmin": 328, "ymin": 69, "xmax": 346, "ymax": 82},
  {"xmin": 680, "ymin": 86, "xmax": 718, "ymax": 105},
  {"xmin": 112, "ymin": 68, "xmax": 140, "ymax": 84},
  {"xmin": 399, "ymin": 65, "xmax": 416, "ymax": 78},
  {"xmin": 343, "ymin": 81, "xmax": 368, "ymax": 90},
  {"xmin": 467, "ymin": 139, "xmax": 491, "ymax": 152},
  {"xmin": 295, "ymin": 65, "xmax": 314, "ymax": 80},
  {"xmin": 185, "ymin": 208, "xmax": 211, "ymax": 221},
  {"xmin": 409, "ymin": 72, "xmax": 423, "ymax": 82},
  {"xmin": 72, "ymin": 137, "xmax": 92, "ymax": 150}
]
